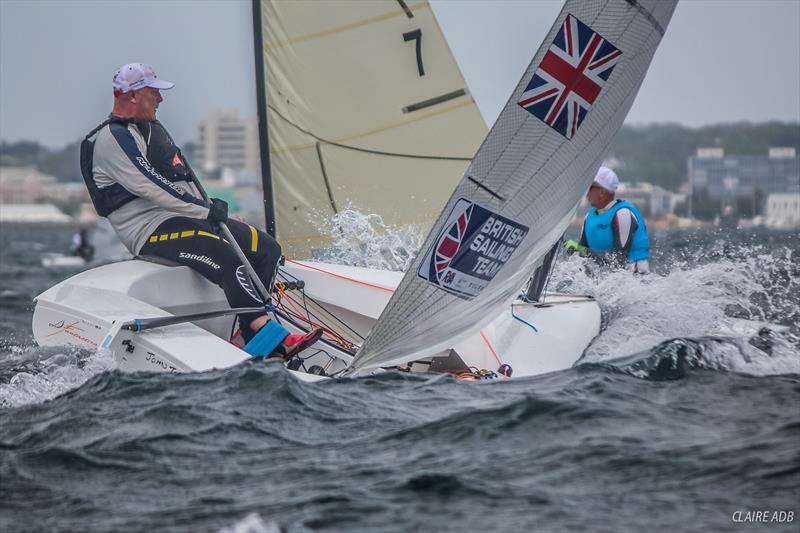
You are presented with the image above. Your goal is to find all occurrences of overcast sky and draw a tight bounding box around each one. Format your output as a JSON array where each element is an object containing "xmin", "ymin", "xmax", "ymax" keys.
[{"xmin": 1, "ymin": 0, "xmax": 798, "ymax": 149}]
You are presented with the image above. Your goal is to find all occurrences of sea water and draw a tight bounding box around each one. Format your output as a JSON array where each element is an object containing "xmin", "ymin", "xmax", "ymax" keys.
[{"xmin": 1, "ymin": 221, "xmax": 798, "ymax": 532}]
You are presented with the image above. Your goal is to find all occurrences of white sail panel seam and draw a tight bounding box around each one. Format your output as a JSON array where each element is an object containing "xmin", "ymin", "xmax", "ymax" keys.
[{"xmin": 264, "ymin": 1, "xmax": 430, "ymax": 50}]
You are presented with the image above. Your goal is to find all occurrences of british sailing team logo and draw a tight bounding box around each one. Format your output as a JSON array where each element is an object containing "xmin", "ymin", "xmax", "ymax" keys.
[
  {"xmin": 517, "ymin": 14, "xmax": 622, "ymax": 139},
  {"xmin": 418, "ymin": 198, "xmax": 529, "ymax": 299},
  {"xmin": 433, "ymin": 203, "xmax": 472, "ymax": 282}
]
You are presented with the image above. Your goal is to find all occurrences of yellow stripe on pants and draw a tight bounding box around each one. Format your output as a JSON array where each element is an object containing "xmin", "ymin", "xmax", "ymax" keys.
[{"xmin": 249, "ymin": 225, "xmax": 258, "ymax": 252}]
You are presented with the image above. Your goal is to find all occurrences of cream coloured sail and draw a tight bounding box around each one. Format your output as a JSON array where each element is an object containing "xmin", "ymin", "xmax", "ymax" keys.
[
  {"xmin": 257, "ymin": 0, "xmax": 487, "ymax": 256},
  {"xmin": 350, "ymin": 0, "xmax": 678, "ymax": 372}
]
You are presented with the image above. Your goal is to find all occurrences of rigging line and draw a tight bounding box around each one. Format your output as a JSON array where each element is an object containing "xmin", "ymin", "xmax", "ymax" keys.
[
  {"xmin": 511, "ymin": 307, "xmax": 538, "ymax": 333},
  {"xmin": 273, "ymin": 287, "xmax": 356, "ymax": 349},
  {"xmin": 280, "ymin": 290, "xmax": 351, "ymax": 338},
  {"xmin": 285, "ymin": 260, "xmax": 395, "ymax": 293},
  {"xmin": 275, "ymin": 306, "xmax": 357, "ymax": 354},
  {"xmin": 276, "ymin": 270, "xmax": 367, "ymax": 340},
  {"xmin": 280, "ymin": 302, "xmax": 353, "ymax": 350},
  {"xmin": 479, "ymin": 331, "xmax": 503, "ymax": 367},
  {"xmin": 281, "ymin": 290, "xmax": 355, "ymax": 347},
  {"xmin": 267, "ymin": 104, "xmax": 473, "ymax": 161}
]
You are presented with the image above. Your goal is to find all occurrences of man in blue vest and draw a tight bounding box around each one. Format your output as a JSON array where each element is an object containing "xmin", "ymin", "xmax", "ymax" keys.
[{"xmin": 564, "ymin": 166, "xmax": 650, "ymax": 273}]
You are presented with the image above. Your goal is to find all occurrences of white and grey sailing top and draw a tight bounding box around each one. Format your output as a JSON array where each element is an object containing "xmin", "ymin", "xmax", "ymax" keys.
[{"xmin": 92, "ymin": 121, "xmax": 210, "ymax": 254}]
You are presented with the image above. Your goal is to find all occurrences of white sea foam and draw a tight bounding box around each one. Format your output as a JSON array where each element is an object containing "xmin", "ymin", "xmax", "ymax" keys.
[
  {"xmin": 0, "ymin": 345, "xmax": 116, "ymax": 408},
  {"xmin": 309, "ymin": 206, "xmax": 424, "ymax": 272},
  {"xmin": 554, "ymin": 246, "xmax": 799, "ymax": 376},
  {"xmin": 219, "ymin": 513, "xmax": 280, "ymax": 533}
]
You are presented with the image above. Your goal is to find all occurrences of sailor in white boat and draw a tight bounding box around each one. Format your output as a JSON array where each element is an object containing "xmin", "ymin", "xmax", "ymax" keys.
[
  {"xmin": 80, "ymin": 63, "xmax": 321, "ymax": 360},
  {"xmin": 71, "ymin": 228, "xmax": 94, "ymax": 262},
  {"xmin": 564, "ymin": 167, "xmax": 651, "ymax": 274}
]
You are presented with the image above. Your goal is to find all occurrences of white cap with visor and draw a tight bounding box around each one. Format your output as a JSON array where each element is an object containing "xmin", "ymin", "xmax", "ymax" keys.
[
  {"xmin": 113, "ymin": 63, "xmax": 174, "ymax": 93},
  {"xmin": 592, "ymin": 166, "xmax": 619, "ymax": 193}
]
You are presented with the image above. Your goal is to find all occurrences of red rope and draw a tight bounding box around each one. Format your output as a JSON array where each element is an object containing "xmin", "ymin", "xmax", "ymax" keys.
[
  {"xmin": 479, "ymin": 330, "xmax": 502, "ymax": 367},
  {"xmin": 286, "ymin": 259, "xmax": 395, "ymax": 293}
]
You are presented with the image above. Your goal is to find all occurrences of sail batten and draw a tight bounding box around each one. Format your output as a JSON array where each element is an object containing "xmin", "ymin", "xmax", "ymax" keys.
[{"xmin": 350, "ymin": 0, "xmax": 678, "ymax": 372}]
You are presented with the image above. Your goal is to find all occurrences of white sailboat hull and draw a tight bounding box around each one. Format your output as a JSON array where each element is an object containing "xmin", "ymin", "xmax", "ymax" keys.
[{"xmin": 32, "ymin": 259, "xmax": 599, "ymax": 380}]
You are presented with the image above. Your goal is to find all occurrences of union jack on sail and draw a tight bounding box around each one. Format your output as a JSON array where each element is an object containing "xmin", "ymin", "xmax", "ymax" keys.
[{"xmin": 518, "ymin": 14, "xmax": 622, "ymax": 139}]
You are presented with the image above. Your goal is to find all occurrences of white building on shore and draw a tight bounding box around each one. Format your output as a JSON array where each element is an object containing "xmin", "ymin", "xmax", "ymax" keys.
[
  {"xmin": 0, "ymin": 166, "xmax": 94, "ymax": 223},
  {"xmin": 765, "ymin": 193, "xmax": 800, "ymax": 229},
  {"xmin": 0, "ymin": 166, "xmax": 59, "ymax": 204},
  {"xmin": 195, "ymin": 110, "xmax": 260, "ymax": 176},
  {"xmin": 616, "ymin": 181, "xmax": 679, "ymax": 218},
  {"xmin": 0, "ymin": 203, "xmax": 73, "ymax": 223},
  {"xmin": 688, "ymin": 147, "xmax": 799, "ymax": 215}
]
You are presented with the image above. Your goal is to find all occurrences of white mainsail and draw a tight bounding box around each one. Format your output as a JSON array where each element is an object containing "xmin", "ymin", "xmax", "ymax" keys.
[
  {"xmin": 351, "ymin": 0, "xmax": 678, "ymax": 371},
  {"xmin": 257, "ymin": 0, "xmax": 487, "ymax": 256}
]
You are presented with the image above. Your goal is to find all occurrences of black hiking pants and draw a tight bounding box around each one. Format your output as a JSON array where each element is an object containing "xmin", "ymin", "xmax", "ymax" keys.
[{"xmin": 139, "ymin": 217, "xmax": 281, "ymax": 341}]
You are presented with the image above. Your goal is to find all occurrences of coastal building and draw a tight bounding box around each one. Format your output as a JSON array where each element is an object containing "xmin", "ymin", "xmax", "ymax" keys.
[
  {"xmin": 0, "ymin": 166, "xmax": 59, "ymax": 204},
  {"xmin": 0, "ymin": 166, "xmax": 93, "ymax": 223},
  {"xmin": 0, "ymin": 203, "xmax": 72, "ymax": 223},
  {"xmin": 195, "ymin": 110, "xmax": 260, "ymax": 176},
  {"xmin": 688, "ymin": 147, "xmax": 799, "ymax": 217},
  {"xmin": 765, "ymin": 193, "xmax": 800, "ymax": 229},
  {"xmin": 616, "ymin": 181, "xmax": 676, "ymax": 218}
]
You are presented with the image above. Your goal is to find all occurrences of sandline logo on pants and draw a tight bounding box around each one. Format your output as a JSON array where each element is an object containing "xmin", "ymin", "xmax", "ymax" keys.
[{"xmin": 178, "ymin": 252, "xmax": 221, "ymax": 270}]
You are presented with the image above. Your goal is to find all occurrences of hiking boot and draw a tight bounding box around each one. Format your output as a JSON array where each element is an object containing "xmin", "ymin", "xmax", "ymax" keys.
[{"xmin": 269, "ymin": 328, "xmax": 324, "ymax": 361}]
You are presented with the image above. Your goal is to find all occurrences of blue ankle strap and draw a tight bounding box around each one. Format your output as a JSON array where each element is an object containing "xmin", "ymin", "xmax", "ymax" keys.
[{"xmin": 244, "ymin": 320, "xmax": 289, "ymax": 357}]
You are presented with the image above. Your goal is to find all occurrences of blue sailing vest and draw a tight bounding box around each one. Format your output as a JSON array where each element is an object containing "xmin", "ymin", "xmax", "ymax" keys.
[{"xmin": 583, "ymin": 200, "xmax": 649, "ymax": 262}]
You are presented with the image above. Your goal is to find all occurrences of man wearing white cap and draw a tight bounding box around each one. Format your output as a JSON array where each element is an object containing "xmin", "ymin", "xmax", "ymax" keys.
[
  {"xmin": 78, "ymin": 63, "xmax": 321, "ymax": 360},
  {"xmin": 564, "ymin": 166, "xmax": 650, "ymax": 273}
]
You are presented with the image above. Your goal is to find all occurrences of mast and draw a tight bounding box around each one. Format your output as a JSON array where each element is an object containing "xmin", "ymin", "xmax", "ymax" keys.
[
  {"xmin": 251, "ymin": 0, "xmax": 276, "ymax": 237},
  {"xmin": 524, "ymin": 238, "xmax": 561, "ymax": 303}
]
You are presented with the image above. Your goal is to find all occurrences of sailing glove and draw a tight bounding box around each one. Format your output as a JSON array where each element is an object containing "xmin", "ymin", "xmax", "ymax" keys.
[
  {"xmin": 563, "ymin": 239, "xmax": 586, "ymax": 255},
  {"xmin": 207, "ymin": 198, "xmax": 229, "ymax": 223}
]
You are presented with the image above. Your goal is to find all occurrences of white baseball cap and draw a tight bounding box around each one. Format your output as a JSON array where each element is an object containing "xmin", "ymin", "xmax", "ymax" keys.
[
  {"xmin": 592, "ymin": 166, "xmax": 619, "ymax": 193},
  {"xmin": 112, "ymin": 63, "xmax": 175, "ymax": 93}
]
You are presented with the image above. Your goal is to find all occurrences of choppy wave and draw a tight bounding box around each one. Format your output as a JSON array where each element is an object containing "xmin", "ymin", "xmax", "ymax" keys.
[
  {"xmin": 554, "ymin": 235, "xmax": 799, "ymax": 377},
  {"xmin": 0, "ymin": 345, "xmax": 115, "ymax": 409},
  {"xmin": 2, "ymin": 361, "xmax": 797, "ymax": 533},
  {"xmin": 605, "ymin": 333, "xmax": 800, "ymax": 380}
]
